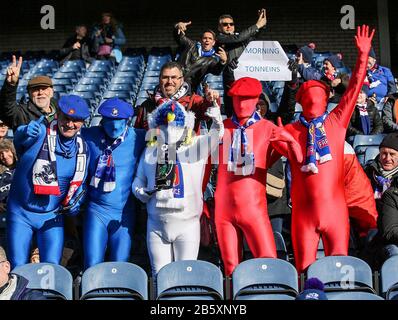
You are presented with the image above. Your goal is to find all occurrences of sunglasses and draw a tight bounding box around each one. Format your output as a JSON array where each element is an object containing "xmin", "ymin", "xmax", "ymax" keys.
[{"xmin": 221, "ymin": 22, "xmax": 234, "ymax": 27}]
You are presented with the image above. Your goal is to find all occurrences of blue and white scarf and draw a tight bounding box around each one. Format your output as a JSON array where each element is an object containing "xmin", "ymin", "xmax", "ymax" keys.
[
  {"xmin": 197, "ymin": 42, "xmax": 216, "ymax": 58},
  {"xmin": 228, "ymin": 112, "xmax": 261, "ymax": 176},
  {"xmin": 357, "ymin": 103, "xmax": 371, "ymax": 135},
  {"xmin": 90, "ymin": 126, "xmax": 128, "ymax": 192},
  {"xmin": 299, "ymin": 113, "xmax": 332, "ymax": 174},
  {"xmin": 374, "ymin": 163, "xmax": 398, "ymax": 199}
]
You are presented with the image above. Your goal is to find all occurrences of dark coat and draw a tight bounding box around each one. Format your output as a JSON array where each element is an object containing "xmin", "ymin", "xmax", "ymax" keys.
[
  {"xmin": 379, "ymin": 182, "xmax": 398, "ymax": 245},
  {"xmin": 382, "ymin": 93, "xmax": 398, "ymax": 133},
  {"xmin": 266, "ymin": 159, "xmax": 291, "ymax": 217},
  {"xmin": 4, "ymin": 274, "xmax": 46, "ymax": 300},
  {"xmin": 60, "ymin": 34, "xmax": 94, "ymax": 64},
  {"xmin": 0, "ymin": 81, "xmax": 57, "ymax": 131},
  {"xmin": 347, "ymin": 101, "xmax": 384, "ymax": 138}
]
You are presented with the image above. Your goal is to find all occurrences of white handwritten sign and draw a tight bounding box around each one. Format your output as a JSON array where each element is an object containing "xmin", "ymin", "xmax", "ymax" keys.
[{"xmin": 234, "ymin": 41, "xmax": 292, "ymax": 81}]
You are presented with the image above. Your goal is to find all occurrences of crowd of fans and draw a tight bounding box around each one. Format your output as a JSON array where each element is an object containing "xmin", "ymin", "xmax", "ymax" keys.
[{"xmin": 0, "ymin": 8, "xmax": 398, "ymax": 300}]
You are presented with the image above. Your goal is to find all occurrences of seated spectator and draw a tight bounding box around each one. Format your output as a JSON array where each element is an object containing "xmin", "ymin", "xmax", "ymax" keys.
[
  {"xmin": 174, "ymin": 22, "xmax": 227, "ymax": 92},
  {"xmin": 347, "ymin": 84, "xmax": 383, "ymax": 139},
  {"xmin": 0, "ymin": 56, "xmax": 57, "ymax": 131},
  {"xmin": 91, "ymin": 12, "xmax": 126, "ymax": 63},
  {"xmin": 134, "ymin": 61, "xmax": 219, "ymax": 132},
  {"xmin": 296, "ymin": 278, "xmax": 328, "ymax": 300},
  {"xmin": 365, "ymin": 133, "xmax": 398, "ymax": 208},
  {"xmin": 60, "ymin": 24, "xmax": 94, "ymax": 65},
  {"xmin": 291, "ymin": 43, "xmax": 322, "ymax": 82},
  {"xmin": 0, "ymin": 120, "xmax": 9, "ymax": 143},
  {"xmin": 382, "ymin": 93, "xmax": 398, "ymax": 133},
  {"xmin": 0, "ymin": 246, "xmax": 46, "ymax": 300},
  {"xmin": 0, "ymin": 139, "xmax": 17, "ymax": 213},
  {"xmin": 366, "ymin": 47, "xmax": 397, "ymax": 104}
]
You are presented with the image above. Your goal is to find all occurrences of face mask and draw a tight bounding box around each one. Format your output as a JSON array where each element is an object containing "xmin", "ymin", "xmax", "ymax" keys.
[
  {"xmin": 102, "ymin": 118, "xmax": 127, "ymax": 139},
  {"xmin": 301, "ymin": 87, "xmax": 328, "ymax": 119},
  {"xmin": 232, "ymin": 96, "xmax": 258, "ymax": 119}
]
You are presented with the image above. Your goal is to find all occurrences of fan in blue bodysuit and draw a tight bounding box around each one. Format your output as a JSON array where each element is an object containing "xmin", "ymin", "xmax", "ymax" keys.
[
  {"xmin": 7, "ymin": 95, "xmax": 90, "ymax": 269},
  {"xmin": 81, "ymin": 98, "xmax": 146, "ymax": 269}
]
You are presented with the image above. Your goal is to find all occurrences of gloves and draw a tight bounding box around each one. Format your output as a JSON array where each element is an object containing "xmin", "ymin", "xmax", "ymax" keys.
[
  {"xmin": 205, "ymin": 103, "xmax": 223, "ymax": 126},
  {"xmin": 26, "ymin": 115, "xmax": 45, "ymax": 138}
]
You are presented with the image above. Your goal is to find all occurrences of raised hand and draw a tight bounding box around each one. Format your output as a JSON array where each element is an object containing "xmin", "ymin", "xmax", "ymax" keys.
[
  {"xmin": 256, "ymin": 8, "xmax": 267, "ymax": 29},
  {"xmin": 355, "ymin": 25, "xmax": 375, "ymax": 55},
  {"xmin": 26, "ymin": 115, "xmax": 45, "ymax": 138},
  {"xmin": 6, "ymin": 55, "xmax": 23, "ymax": 86},
  {"xmin": 176, "ymin": 21, "xmax": 192, "ymax": 34},
  {"xmin": 215, "ymin": 47, "xmax": 228, "ymax": 64},
  {"xmin": 270, "ymin": 117, "xmax": 294, "ymax": 143},
  {"xmin": 205, "ymin": 89, "xmax": 220, "ymax": 102}
]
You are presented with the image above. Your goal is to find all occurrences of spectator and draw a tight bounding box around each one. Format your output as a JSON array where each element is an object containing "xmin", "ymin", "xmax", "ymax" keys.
[
  {"xmin": 0, "ymin": 56, "xmax": 57, "ymax": 131},
  {"xmin": 382, "ymin": 93, "xmax": 398, "ymax": 133},
  {"xmin": 6, "ymin": 95, "xmax": 90, "ymax": 268},
  {"xmin": 0, "ymin": 246, "xmax": 46, "ymax": 300},
  {"xmin": 296, "ymin": 278, "xmax": 328, "ymax": 300},
  {"xmin": 0, "ymin": 139, "xmax": 17, "ymax": 213},
  {"xmin": 366, "ymin": 47, "xmax": 396, "ymax": 103},
  {"xmin": 365, "ymin": 133, "xmax": 398, "ymax": 208},
  {"xmin": 60, "ymin": 24, "xmax": 94, "ymax": 65},
  {"xmin": 292, "ymin": 43, "xmax": 322, "ymax": 82},
  {"xmin": 91, "ymin": 12, "xmax": 126, "ymax": 63},
  {"xmin": 217, "ymin": 8, "xmax": 267, "ymax": 117},
  {"xmin": 134, "ymin": 61, "xmax": 219, "ymax": 132},
  {"xmin": 0, "ymin": 120, "xmax": 9, "ymax": 142},
  {"xmin": 81, "ymin": 98, "xmax": 146, "ymax": 270},
  {"xmin": 173, "ymin": 22, "xmax": 227, "ymax": 92},
  {"xmin": 347, "ymin": 84, "xmax": 383, "ymax": 139}
]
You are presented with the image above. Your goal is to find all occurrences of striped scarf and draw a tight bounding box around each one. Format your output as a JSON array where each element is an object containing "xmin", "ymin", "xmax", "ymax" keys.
[
  {"xmin": 374, "ymin": 162, "xmax": 398, "ymax": 199},
  {"xmin": 299, "ymin": 113, "xmax": 332, "ymax": 174},
  {"xmin": 196, "ymin": 42, "xmax": 216, "ymax": 57},
  {"xmin": 228, "ymin": 112, "xmax": 261, "ymax": 176},
  {"xmin": 90, "ymin": 126, "xmax": 128, "ymax": 192},
  {"xmin": 32, "ymin": 119, "xmax": 87, "ymax": 207},
  {"xmin": 154, "ymin": 82, "xmax": 190, "ymax": 106},
  {"xmin": 357, "ymin": 103, "xmax": 370, "ymax": 135}
]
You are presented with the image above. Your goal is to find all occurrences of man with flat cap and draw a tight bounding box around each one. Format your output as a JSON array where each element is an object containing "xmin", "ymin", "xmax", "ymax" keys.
[
  {"xmin": 6, "ymin": 95, "xmax": 90, "ymax": 268},
  {"xmin": 0, "ymin": 55, "xmax": 58, "ymax": 131},
  {"xmin": 81, "ymin": 98, "xmax": 146, "ymax": 269}
]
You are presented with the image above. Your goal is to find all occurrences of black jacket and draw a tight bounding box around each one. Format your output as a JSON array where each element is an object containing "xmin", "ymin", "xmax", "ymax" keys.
[
  {"xmin": 217, "ymin": 25, "xmax": 261, "ymax": 85},
  {"xmin": 60, "ymin": 34, "xmax": 94, "ymax": 64},
  {"xmin": 266, "ymin": 159, "xmax": 291, "ymax": 217},
  {"xmin": 0, "ymin": 81, "xmax": 57, "ymax": 131},
  {"xmin": 382, "ymin": 93, "xmax": 398, "ymax": 133},
  {"xmin": 174, "ymin": 29, "xmax": 225, "ymax": 92},
  {"xmin": 379, "ymin": 181, "xmax": 398, "ymax": 245},
  {"xmin": 347, "ymin": 101, "xmax": 384, "ymax": 138},
  {"xmin": 0, "ymin": 274, "xmax": 46, "ymax": 300}
]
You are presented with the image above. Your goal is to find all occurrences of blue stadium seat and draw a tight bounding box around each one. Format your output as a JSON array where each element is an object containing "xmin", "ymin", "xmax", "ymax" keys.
[
  {"xmin": 108, "ymin": 83, "xmax": 135, "ymax": 92},
  {"xmin": 53, "ymin": 71, "xmax": 78, "ymax": 80},
  {"xmin": 329, "ymin": 292, "xmax": 384, "ymax": 300},
  {"xmin": 143, "ymin": 70, "xmax": 160, "ymax": 78},
  {"xmin": 207, "ymin": 82, "xmax": 224, "ymax": 90},
  {"xmin": 88, "ymin": 64, "xmax": 113, "ymax": 73},
  {"xmin": 74, "ymin": 83, "xmax": 101, "ymax": 93},
  {"xmin": 113, "ymin": 71, "xmax": 140, "ymax": 78},
  {"xmin": 102, "ymin": 91, "xmax": 131, "ymax": 101},
  {"xmin": 317, "ymin": 238, "xmax": 325, "ymax": 260},
  {"xmin": 156, "ymin": 260, "xmax": 224, "ymax": 300},
  {"xmin": 111, "ymin": 77, "xmax": 137, "ymax": 85},
  {"xmin": 204, "ymin": 74, "xmax": 223, "ymax": 83},
  {"xmin": 12, "ymin": 263, "xmax": 73, "ymax": 300},
  {"xmin": 52, "ymin": 78, "xmax": 74, "ymax": 86},
  {"xmin": 80, "ymin": 262, "xmax": 148, "ymax": 300},
  {"xmin": 352, "ymin": 134, "xmax": 386, "ymax": 165},
  {"xmin": 274, "ymin": 232, "xmax": 288, "ymax": 261},
  {"xmin": 118, "ymin": 64, "xmax": 143, "ymax": 72},
  {"xmin": 71, "ymin": 91, "xmax": 97, "ymax": 101},
  {"xmin": 79, "ymin": 77, "xmax": 105, "ymax": 85},
  {"xmin": 380, "ymin": 255, "xmax": 398, "ymax": 300},
  {"xmin": 232, "ymin": 258, "xmax": 298, "ymax": 300},
  {"xmin": 364, "ymin": 146, "xmax": 380, "ymax": 166},
  {"xmin": 84, "ymin": 71, "xmax": 108, "ymax": 79},
  {"xmin": 307, "ymin": 256, "xmax": 376, "ymax": 298},
  {"xmin": 53, "ymin": 84, "xmax": 67, "ymax": 93}
]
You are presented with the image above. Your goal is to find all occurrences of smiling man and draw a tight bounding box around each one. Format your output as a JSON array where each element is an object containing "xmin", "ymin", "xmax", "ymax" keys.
[
  {"xmin": 0, "ymin": 55, "xmax": 58, "ymax": 131},
  {"xmin": 6, "ymin": 95, "xmax": 90, "ymax": 269}
]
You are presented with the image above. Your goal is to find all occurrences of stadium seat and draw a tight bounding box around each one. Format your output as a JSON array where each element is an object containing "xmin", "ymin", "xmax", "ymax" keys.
[
  {"xmin": 232, "ymin": 258, "xmax": 298, "ymax": 300},
  {"xmin": 156, "ymin": 260, "xmax": 224, "ymax": 300},
  {"xmin": 74, "ymin": 83, "xmax": 101, "ymax": 93},
  {"xmin": 12, "ymin": 263, "xmax": 73, "ymax": 300},
  {"xmin": 328, "ymin": 292, "xmax": 384, "ymax": 300},
  {"xmin": 111, "ymin": 77, "xmax": 137, "ymax": 85},
  {"xmin": 352, "ymin": 134, "xmax": 386, "ymax": 165},
  {"xmin": 84, "ymin": 71, "xmax": 108, "ymax": 79},
  {"xmin": 274, "ymin": 232, "xmax": 288, "ymax": 261},
  {"xmin": 80, "ymin": 262, "xmax": 148, "ymax": 300},
  {"xmin": 90, "ymin": 115, "xmax": 103, "ymax": 127},
  {"xmin": 113, "ymin": 71, "xmax": 140, "ymax": 78},
  {"xmin": 380, "ymin": 255, "xmax": 398, "ymax": 300},
  {"xmin": 143, "ymin": 71, "xmax": 160, "ymax": 78},
  {"xmin": 79, "ymin": 77, "xmax": 105, "ymax": 85},
  {"xmin": 317, "ymin": 238, "xmax": 325, "ymax": 260},
  {"xmin": 307, "ymin": 256, "xmax": 376, "ymax": 298},
  {"xmin": 108, "ymin": 83, "xmax": 136, "ymax": 92},
  {"xmin": 364, "ymin": 146, "xmax": 379, "ymax": 166},
  {"xmin": 102, "ymin": 91, "xmax": 131, "ymax": 100}
]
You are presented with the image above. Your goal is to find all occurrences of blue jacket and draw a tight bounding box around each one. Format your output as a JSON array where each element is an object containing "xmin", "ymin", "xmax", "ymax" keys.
[
  {"xmin": 8, "ymin": 121, "xmax": 89, "ymax": 216},
  {"xmin": 7, "ymin": 274, "xmax": 46, "ymax": 300},
  {"xmin": 82, "ymin": 126, "xmax": 146, "ymax": 214},
  {"xmin": 367, "ymin": 65, "xmax": 397, "ymax": 102}
]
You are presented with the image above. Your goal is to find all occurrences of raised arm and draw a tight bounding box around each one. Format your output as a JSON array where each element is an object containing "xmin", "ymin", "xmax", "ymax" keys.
[{"xmin": 332, "ymin": 25, "xmax": 375, "ymax": 128}]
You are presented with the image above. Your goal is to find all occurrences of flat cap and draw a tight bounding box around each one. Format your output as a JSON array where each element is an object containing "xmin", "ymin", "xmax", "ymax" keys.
[{"xmin": 27, "ymin": 76, "xmax": 53, "ymax": 89}]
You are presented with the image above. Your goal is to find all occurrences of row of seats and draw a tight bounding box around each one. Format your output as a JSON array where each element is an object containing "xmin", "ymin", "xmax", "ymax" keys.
[{"xmin": 12, "ymin": 255, "xmax": 398, "ymax": 300}]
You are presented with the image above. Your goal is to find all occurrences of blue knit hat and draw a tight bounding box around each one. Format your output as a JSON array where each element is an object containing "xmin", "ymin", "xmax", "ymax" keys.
[
  {"xmin": 325, "ymin": 53, "xmax": 344, "ymax": 69},
  {"xmin": 58, "ymin": 95, "xmax": 90, "ymax": 120},
  {"xmin": 369, "ymin": 47, "xmax": 377, "ymax": 59},
  {"xmin": 98, "ymin": 97, "xmax": 134, "ymax": 119},
  {"xmin": 296, "ymin": 278, "xmax": 328, "ymax": 300},
  {"xmin": 298, "ymin": 43, "xmax": 316, "ymax": 64}
]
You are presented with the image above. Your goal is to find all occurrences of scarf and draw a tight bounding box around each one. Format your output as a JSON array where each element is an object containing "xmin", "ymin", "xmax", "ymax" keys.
[
  {"xmin": 357, "ymin": 103, "xmax": 371, "ymax": 135},
  {"xmin": 90, "ymin": 126, "xmax": 128, "ymax": 192},
  {"xmin": 299, "ymin": 113, "xmax": 332, "ymax": 174},
  {"xmin": 32, "ymin": 119, "xmax": 87, "ymax": 207},
  {"xmin": 154, "ymin": 82, "xmax": 190, "ymax": 105},
  {"xmin": 196, "ymin": 42, "xmax": 216, "ymax": 57},
  {"xmin": 0, "ymin": 275, "xmax": 17, "ymax": 300},
  {"xmin": 374, "ymin": 162, "xmax": 398, "ymax": 199},
  {"xmin": 228, "ymin": 112, "xmax": 261, "ymax": 176}
]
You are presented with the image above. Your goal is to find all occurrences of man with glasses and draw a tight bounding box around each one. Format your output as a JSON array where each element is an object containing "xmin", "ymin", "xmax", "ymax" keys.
[
  {"xmin": 217, "ymin": 9, "xmax": 267, "ymax": 117},
  {"xmin": 0, "ymin": 246, "xmax": 45, "ymax": 300},
  {"xmin": 0, "ymin": 55, "xmax": 58, "ymax": 131},
  {"xmin": 135, "ymin": 61, "xmax": 220, "ymax": 132}
]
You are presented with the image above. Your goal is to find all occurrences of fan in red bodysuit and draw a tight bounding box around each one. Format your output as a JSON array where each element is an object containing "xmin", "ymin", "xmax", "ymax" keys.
[
  {"xmin": 280, "ymin": 25, "xmax": 375, "ymax": 273},
  {"xmin": 214, "ymin": 77, "xmax": 303, "ymax": 276}
]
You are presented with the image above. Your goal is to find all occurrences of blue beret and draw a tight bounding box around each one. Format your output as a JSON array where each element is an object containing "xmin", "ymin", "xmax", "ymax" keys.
[
  {"xmin": 58, "ymin": 95, "xmax": 90, "ymax": 120},
  {"xmin": 98, "ymin": 98, "xmax": 134, "ymax": 119}
]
